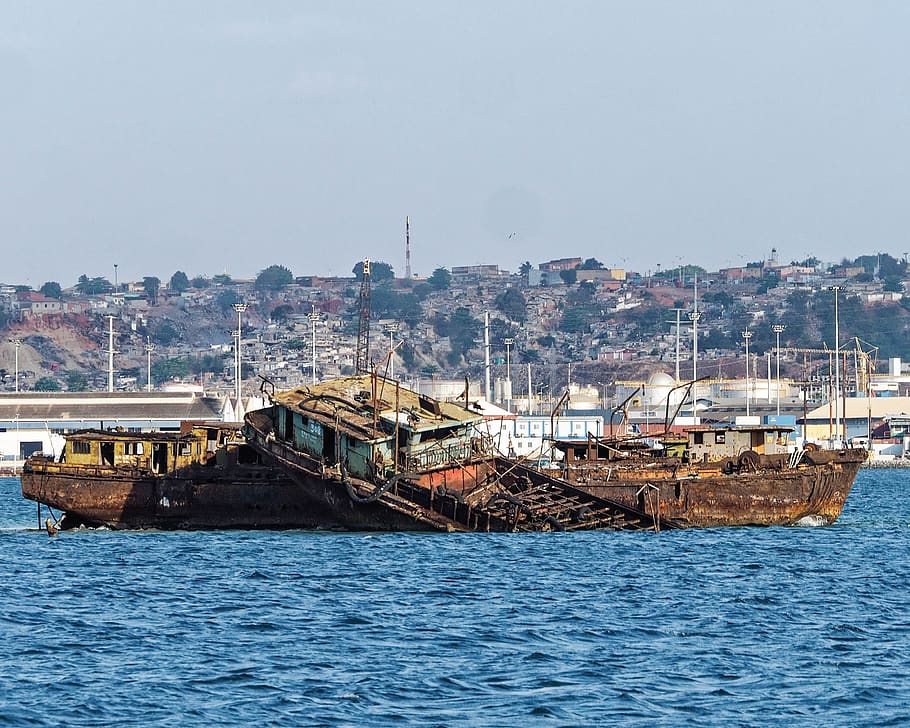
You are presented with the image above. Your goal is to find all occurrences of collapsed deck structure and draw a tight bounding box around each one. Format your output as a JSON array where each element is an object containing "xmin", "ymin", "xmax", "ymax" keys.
[{"xmin": 243, "ymin": 375, "xmax": 673, "ymax": 532}]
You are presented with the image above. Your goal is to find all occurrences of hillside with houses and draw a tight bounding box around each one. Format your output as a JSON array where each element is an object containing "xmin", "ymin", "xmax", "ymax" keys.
[{"xmin": 1, "ymin": 252, "xmax": 909, "ymax": 406}]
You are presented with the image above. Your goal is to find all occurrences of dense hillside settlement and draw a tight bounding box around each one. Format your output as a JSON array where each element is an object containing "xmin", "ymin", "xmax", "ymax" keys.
[{"xmin": 1, "ymin": 253, "xmax": 909, "ymax": 407}]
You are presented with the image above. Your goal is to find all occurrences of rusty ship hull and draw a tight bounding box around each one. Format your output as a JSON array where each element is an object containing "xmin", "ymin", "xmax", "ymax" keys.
[
  {"xmin": 20, "ymin": 461, "xmax": 327, "ymax": 530},
  {"xmin": 547, "ymin": 447, "xmax": 866, "ymax": 528},
  {"xmin": 19, "ymin": 424, "xmax": 334, "ymax": 531}
]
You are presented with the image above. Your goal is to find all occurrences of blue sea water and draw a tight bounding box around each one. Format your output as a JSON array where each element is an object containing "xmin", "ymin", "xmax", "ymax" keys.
[{"xmin": 1, "ymin": 471, "xmax": 909, "ymax": 727}]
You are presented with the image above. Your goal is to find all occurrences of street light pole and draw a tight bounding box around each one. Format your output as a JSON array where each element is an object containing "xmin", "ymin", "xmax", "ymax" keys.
[
  {"xmin": 232, "ymin": 303, "xmax": 249, "ymax": 410},
  {"xmin": 504, "ymin": 338, "xmax": 514, "ymax": 411},
  {"xmin": 688, "ymin": 310, "xmax": 701, "ymax": 410},
  {"xmin": 107, "ymin": 315, "xmax": 115, "ymax": 392},
  {"xmin": 828, "ymin": 286, "xmax": 841, "ymax": 443},
  {"xmin": 772, "ymin": 324, "xmax": 785, "ymax": 416},
  {"xmin": 387, "ymin": 324, "xmax": 398, "ymax": 380},
  {"xmin": 742, "ymin": 329, "xmax": 753, "ymax": 417},
  {"xmin": 11, "ymin": 339, "xmax": 21, "ymax": 392},
  {"xmin": 146, "ymin": 336, "xmax": 155, "ymax": 392}
]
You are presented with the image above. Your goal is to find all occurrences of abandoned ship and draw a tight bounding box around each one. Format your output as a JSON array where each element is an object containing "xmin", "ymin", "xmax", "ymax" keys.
[
  {"xmin": 20, "ymin": 374, "xmax": 864, "ymax": 532},
  {"xmin": 20, "ymin": 379, "xmax": 671, "ymax": 532}
]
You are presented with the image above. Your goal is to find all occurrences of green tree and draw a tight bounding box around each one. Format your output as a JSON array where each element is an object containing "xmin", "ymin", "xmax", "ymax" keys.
[
  {"xmin": 559, "ymin": 306, "xmax": 592, "ymax": 334},
  {"xmin": 536, "ymin": 334, "xmax": 555, "ymax": 348},
  {"xmin": 271, "ymin": 304, "xmax": 294, "ymax": 323},
  {"xmin": 212, "ymin": 273, "xmax": 234, "ymax": 286},
  {"xmin": 191, "ymin": 275, "xmax": 210, "ymax": 289},
  {"xmin": 786, "ymin": 289, "xmax": 810, "ymax": 316},
  {"xmin": 215, "ymin": 289, "xmax": 242, "ymax": 313},
  {"xmin": 190, "ymin": 353, "xmax": 227, "ymax": 375},
  {"xmin": 432, "ymin": 312, "xmax": 450, "ymax": 338},
  {"xmin": 169, "ymin": 271, "xmax": 190, "ymax": 292},
  {"xmin": 152, "ymin": 357, "xmax": 193, "ymax": 382},
  {"xmin": 34, "ymin": 376, "xmax": 61, "ymax": 391},
  {"xmin": 76, "ymin": 275, "xmax": 112, "ymax": 295},
  {"xmin": 579, "ymin": 258, "xmax": 604, "ymax": 270},
  {"xmin": 352, "ymin": 260, "xmax": 394, "ymax": 283},
  {"xmin": 143, "ymin": 276, "xmax": 161, "ymax": 304},
  {"xmin": 428, "ymin": 267, "xmax": 452, "ymax": 290},
  {"xmin": 63, "ymin": 370, "xmax": 89, "ymax": 392},
  {"xmin": 40, "ymin": 281, "xmax": 62, "ymax": 299},
  {"xmin": 400, "ymin": 342, "xmax": 417, "ymax": 370},
  {"xmin": 756, "ymin": 275, "xmax": 780, "ymax": 294},
  {"xmin": 700, "ymin": 328, "xmax": 731, "ymax": 350},
  {"xmin": 559, "ymin": 269, "xmax": 577, "ymax": 285},
  {"xmin": 255, "ymin": 264, "xmax": 294, "ymax": 291},
  {"xmin": 448, "ymin": 307, "xmax": 481, "ymax": 358},
  {"xmin": 519, "ymin": 261, "xmax": 533, "ymax": 276},
  {"xmin": 151, "ymin": 320, "xmax": 180, "ymax": 345},
  {"xmin": 495, "ymin": 288, "xmax": 527, "ymax": 322}
]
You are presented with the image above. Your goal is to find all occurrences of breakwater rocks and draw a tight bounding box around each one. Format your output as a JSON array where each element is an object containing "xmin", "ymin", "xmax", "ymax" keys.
[{"xmin": 862, "ymin": 457, "xmax": 910, "ymax": 469}]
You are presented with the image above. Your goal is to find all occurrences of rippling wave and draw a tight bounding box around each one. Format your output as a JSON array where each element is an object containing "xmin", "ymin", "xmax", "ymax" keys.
[{"xmin": 1, "ymin": 472, "xmax": 908, "ymax": 726}]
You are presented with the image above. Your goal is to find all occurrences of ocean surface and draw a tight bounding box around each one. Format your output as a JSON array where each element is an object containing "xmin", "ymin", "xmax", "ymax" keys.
[{"xmin": 1, "ymin": 471, "xmax": 908, "ymax": 727}]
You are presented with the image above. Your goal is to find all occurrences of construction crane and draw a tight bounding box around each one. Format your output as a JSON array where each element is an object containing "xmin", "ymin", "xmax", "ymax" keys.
[
  {"xmin": 355, "ymin": 259, "xmax": 371, "ymax": 374},
  {"xmin": 853, "ymin": 337, "xmax": 879, "ymax": 396}
]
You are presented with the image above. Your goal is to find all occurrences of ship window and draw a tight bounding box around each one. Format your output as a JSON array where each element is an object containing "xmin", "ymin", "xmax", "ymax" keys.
[
  {"xmin": 179, "ymin": 442, "xmax": 193, "ymax": 456},
  {"xmin": 124, "ymin": 442, "xmax": 144, "ymax": 455},
  {"xmin": 716, "ymin": 433, "xmax": 725, "ymax": 444},
  {"xmin": 72, "ymin": 441, "xmax": 91, "ymax": 455}
]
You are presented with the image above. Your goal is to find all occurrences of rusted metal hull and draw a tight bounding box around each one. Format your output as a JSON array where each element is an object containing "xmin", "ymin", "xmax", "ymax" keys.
[
  {"xmin": 20, "ymin": 462, "xmax": 332, "ymax": 530},
  {"xmin": 549, "ymin": 450, "xmax": 866, "ymax": 527}
]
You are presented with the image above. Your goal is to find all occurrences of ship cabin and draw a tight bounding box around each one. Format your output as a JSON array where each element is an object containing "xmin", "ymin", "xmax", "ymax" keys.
[
  {"xmin": 553, "ymin": 424, "xmax": 795, "ymax": 465},
  {"xmin": 685, "ymin": 424, "xmax": 795, "ymax": 463},
  {"xmin": 265, "ymin": 375, "xmax": 484, "ymax": 481},
  {"xmin": 57, "ymin": 424, "xmax": 247, "ymax": 474}
]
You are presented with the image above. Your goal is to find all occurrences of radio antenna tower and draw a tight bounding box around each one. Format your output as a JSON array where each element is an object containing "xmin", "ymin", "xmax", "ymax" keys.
[{"xmin": 405, "ymin": 216, "xmax": 411, "ymax": 279}]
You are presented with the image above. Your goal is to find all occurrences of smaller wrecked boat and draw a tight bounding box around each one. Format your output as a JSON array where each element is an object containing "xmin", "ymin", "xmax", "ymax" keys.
[
  {"xmin": 543, "ymin": 424, "xmax": 867, "ymax": 527},
  {"xmin": 20, "ymin": 423, "xmax": 308, "ymax": 530}
]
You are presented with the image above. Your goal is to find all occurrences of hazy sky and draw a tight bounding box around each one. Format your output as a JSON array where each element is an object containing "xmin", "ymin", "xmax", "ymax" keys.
[{"xmin": 3, "ymin": 1, "xmax": 910, "ymax": 288}]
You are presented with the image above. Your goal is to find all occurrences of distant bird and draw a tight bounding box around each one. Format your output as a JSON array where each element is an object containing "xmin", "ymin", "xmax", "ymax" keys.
[
  {"xmin": 45, "ymin": 518, "xmax": 58, "ymax": 537},
  {"xmin": 508, "ymin": 232, "xmax": 516, "ymax": 239}
]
